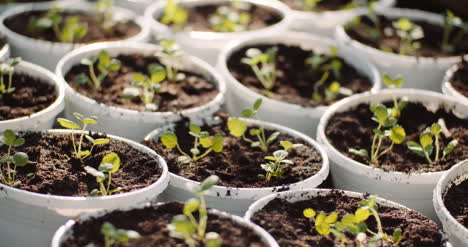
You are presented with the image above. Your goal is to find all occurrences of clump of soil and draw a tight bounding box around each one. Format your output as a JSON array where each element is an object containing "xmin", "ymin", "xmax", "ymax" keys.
[
  {"xmin": 444, "ymin": 178, "xmax": 468, "ymax": 227},
  {"xmin": 325, "ymin": 102, "xmax": 468, "ymax": 173},
  {"xmin": 251, "ymin": 190, "xmax": 445, "ymax": 247},
  {"xmin": 0, "ymin": 132, "xmax": 162, "ymax": 196},
  {"xmin": 65, "ymin": 54, "xmax": 219, "ymax": 112},
  {"xmin": 228, "ymin": 44, "xmax": 372, "ymax": 107},
  {"xmin": 280, "ymin": 0, "xmax": 355, "ymax": 11},
  {"xmin": 62, "ymin": 201, "xmax": 267, "ymax": 247},
  {"xmin": 449, "ymin": 58, "xmax": 468, "ymax": 97},
  {"xmin": 4, "ymin": 10, "xmax": 140, "ymax": 43},
  {"xmin": 0, "ymin": 73, "xmax": 57, "ymax": 120},
  {"xmin": 142, "ymin": 114, "xmax": 323, "ymax": 188}
]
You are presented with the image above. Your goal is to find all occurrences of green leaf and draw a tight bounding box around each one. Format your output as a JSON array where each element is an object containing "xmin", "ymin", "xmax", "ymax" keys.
[
  {"xmin": 183, "ymin": 198, "xmax": 199, "ymax": 215},
  {"xmin": 57, "ymin": 118, "xmax": 80, "ymax": 129},
  {"xmin": 355, "ymin": 208, "xmax": 370, "ymax": 222},
  {"xmin": 82, "ymin": 118, "xmax": 97, "ymax": 125},
  {"xmin": 205, "ymin": 232, "xmax": 222, "ymax": 247},
  {"xmin": 98, "ymin": 163, "xmax": 114, "ymax": 172},
  {"xmin": 267, "ymin": 131, "xmax": 280, "ymax": 145},
  {"xmin": 393, "ymin": 229, "xmax": 402, "ymax": 244},
  {"xmin": 227, "ymin": 118, "xmax": 247, "ymax": 137},
  {"xmin": 420, "ymin": 132, "xmax": 433, "ymax": 148},
  {"xmin": 93, "ymin": 138, "xmax": 110, "ymax": 145},
  {"xmin": 443, "ymin": 140, "xmax": 458, "ymax": 157},
  {"xmin": 12, "ymin": 152, "xmax": 29, "ymax": 167},
  {"xmin": 12, "ymin": 137, "xmax": 25, "ymax": 147},
  {"xmin": 98, "ymin": 51, "xmax": 111, "ymax": 67},
  {"xmin": 370, "ymin": 104, "xmax": 389, "ymax": 124},
  {"xmin": 200, "ymin": 175, "xmax": 219, "ymax": 192},
  {"xmin": 280, "ymin": 141, "xmax": 293, "ymax": 150},
  {"xmin": 349, "ymin": 148, "xmax": 369, "ymax": 158},
  {"xmin": 199, "ymin": 137, "xmax": 212, "ymax": 148},
  {"xmin": 325, "ymin": 212, "xmax": 338, "ymax": 224},
  {"xmin": 389, "ymin": 126, "xmax": 406, "ymax": 144},
  {"xmin": 133, "ymin": 72, "xmax": 147, "ymax": 83},
  {"xmin": 3, "ymin": 129, "xmax": 16, "ymax": 145},
  {"xmin": 102, "ymin": 152, "xmax": 120, "ymax": 173},
  {"xmin": 79, "ymin": 150, "xmax": 91, "ymax": 158},
  {"xmin": 341, "ymin": 214, "xmax": 357, "ymax": 226},
  {"xmin": 189, "ymin": 124, "xmax": 201, "ymax": 135},
  {"xmin": 101, "ymin": 222, "xmax": 116, "ymax": 237},
  {"xmin": 241, "ymin": 109, "xmax": 255, "ymax": 118},
  {"xmin": 170, "ymin": 215, "xmax": 196, "ymax": 235},
  {"xmin": 161, "ymin": 132, "xmax": 178, "ymax": 149},
  {"xmin": 303, "ymin": 208, "xmax": 316, "ymax": 218},
  {"xmin": 212, "ymin": 134, "xmax": 224, "ymax": 152},
  {"xmin": 429, "ymin": 123, "xmax": 441, "ymax": 136},
  {"xmin": 407, "ymin": 141, "xmax": 425, "ymax": 157},
  {"xmin": 315, "ymin": 212, "xmax": 327, "ymax": 226},
  {"xmin": 253, "ymin": 98, "xmax": 263, "ymax": 111}
]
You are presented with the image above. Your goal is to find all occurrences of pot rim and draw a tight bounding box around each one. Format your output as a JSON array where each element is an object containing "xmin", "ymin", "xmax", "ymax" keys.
[
  {"xmin": 290, "ymin": 0, "xmax": 394, "ymax": 16},
  {"xmin": 442, "ymin": 61, "xmax": 468, "ymax": 102}
]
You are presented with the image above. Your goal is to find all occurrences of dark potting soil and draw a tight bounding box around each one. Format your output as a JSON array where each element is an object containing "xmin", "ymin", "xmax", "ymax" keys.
[
  {"xmin": 251, "ymin": 190, "xmax": 445, "ymax": 247},
  {"xmin": 280, "ymin": 0, "xmax": 355, "ymax": 12},
  {"xmin": 325, "ymin": 102, "xmax": 468, "ymax": 173},
  {"xmin": 0, "ymin": 73, "xmax": 57, "ymax": 120},
  {"xmin": 396, "ymin": 0, "xmax": 468, "ymax": 21},
  {"xmin": 62, "ymin": 201, "xmax": 266, "ymax": 247},
  {"xmin": 4, "ymin": 10, "xmax": 140, "ymax": 43},
  {"xmin": 65, "ymin": 54, "xmax": 219, "ymax": 112},
  {"xmin": 346, "ymin": 15, "xmax": 468, "ymax": 57},
  {"xmin": 449, "ymin": 58, "xmax": 468, "ymax": 97},
  {"xmin": 142, "ymin": 114, "xmax": 323, "ymax": 188},
  {"xmin": 227, "ymin": 44, "xmax": 373, "ymax": 107},
  {"xmin": 443, "ymin": 178, "xmax": 468, "ymax": 227},
  {"xmin": 0, "ymin": 132, "xmax": 162, "ymax": 196}
]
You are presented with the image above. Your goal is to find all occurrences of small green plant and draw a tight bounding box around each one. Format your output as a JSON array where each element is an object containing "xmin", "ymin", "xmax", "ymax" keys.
[
  {"xmin": 346, "ymin": 3, "xmax": 381, "ymax": 39},
  {"xmin": 392, "ymin": 18, "xmax": 424, "ymax": 55},
  {"xmin": 0, "ymin": 57, "xmax": 21, "ymax": 98},
  {"xmin": 85, "ymin": 152, "xmax": 122, "ymax": 196},
  {"xmin": 208, "ymin": 3, "xmax": 251, "ymax": 32},
  {"xmin": 160, "ymin": 0, "xmax": 188, "ymax": 28},
  {"xmin": 407, "ymin": 122, "xmax": 459, "ymax": 163},
  {"xmin": 0, "ymin": 130, "xmax": 29, "ymax": 187},
  {"xmin": 241, "ymin": 47, "xmax": 278, "ymax": 95},
  {"xmin": 156, "ymin": 39, "xmax": 186, "ymax": 83},
  {"xmin": 382, "ymin": 74, "xmax": 408, "ymax": 118},
  {"xmin": 169, "ymin": 175, "xmax": 222, "ymax": 247},
  {"xmin": 161, "ymin": 124, "xmax": 224, "ymax": 164},
  {"xmin": 441, "ymin": 11, "xmax": 468, "ymax": 53},
  {"xmin": 121, "ymin": 63, "xmax": 166, "ymax": 111},
  {"xmin": 57, "ymin": 113, "xmax": 110, "ymax": 160},
  {"xmin": 303, "ymin": 196, "xmax": 402, "ymax": 246},
  {"xmin": 260, "ymin": 141, "xmax": 303, "ymax": 181},
  {"xmin": 227, "ymin": 98, "xmax": 279, "ymax": 152},
  {"xmin": 96, "ymin": 0, "xmax": 114, "ymax": 31},
  {"xmin": 76, "ymin": 50, "xmax": 122, "ymax": 90},
  {"xmin": 98, "ymin": 222, "xmax": 140, "ymax": 247}
]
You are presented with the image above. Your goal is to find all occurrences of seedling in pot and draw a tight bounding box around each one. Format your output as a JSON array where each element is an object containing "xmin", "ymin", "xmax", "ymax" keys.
[
  {"xmin": 0, "ymin": 57, "xmax": 21, "ymax": 98},
  {"xmin": 346, "ymin": 3, "xmax": 381, "ymax": 40},
  {"xmin": 306, "ymin": 46, "xmax": 343, "ymax": 80},
  {"xmin": 0, "ymin": 130, "xmax": 29, "ymax": 187},
  {"xmin": 227, "ymin": 98, "xmax": 280, "ymax": 152},
  {"xmin": 57, "ymin": 113, "xmax": 110, "ymax": 160},
  {"xmin": 122, "ymin": 63, "xmax": 166, "ymax": 111},
  {"xmin": 160, "ymin": 0, "xmax": 188, "ymax": 29},
  {"xmin": 260, "ymin": 140, "xmax": 303, "ymax": 181},
  {"xmin": 241, "ymin": 47, "xmax": 278, "ymax": 96},
  {"xmin": 303, "ymin": 196, "xmax": 402, "ymax": 246},
  {"xmin": 96, "ymin": 0, "xmax": 114, "ymax": 31},
  {"xmin": 441, "ymin": 11, "xmax": 468, "ymax": 53},
  {"xmin": 85, "ymin": 222, "xmax": 140, "ymax": 247},
  {"xmin": 161, "ymin": 124, "xmax": 224, "ymax": 164},
  {"xmin": 85, "ymin": 152, "xmax": 122, "ymax": 196},
  {"xmin": 156, "ymin": 39, "xmax": 186, "ymax": 83},
  {"xmin": 208, "ymin": 2, "xmax": 251, "ymax": 32},
  {"xmin": 382, "ymin": 74, "xmax": 408, "ymax": 118},
  {"xmin": 76, "ymin": 50, "xmax": 122, "ymax": 90},
  {"xmin": 169, "ymin": 175, "xmax": 222, "ymax": 247},
  {"xmin": 392, "ymin": 18, "xmax": 424, "ymax": 55}
]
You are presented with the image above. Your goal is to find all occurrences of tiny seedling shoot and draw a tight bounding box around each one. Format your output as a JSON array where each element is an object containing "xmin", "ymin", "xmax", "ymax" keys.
[
  {"xmin": 441, "ymin": 11, "xmax": 468, "ymax": 53},
  {"xmin": 382, "ymin": 74, "xmax": 408, "ymax": 118},
  {"xmin": 227, "ymin": 98, "xmax": 280, "ymax": 152},
  {"xmin": 303, "ymin": 196, "xmax": 402, "ymax": 246},
  {"xmin": 0, "ymin": 57, "xmax": 21, "ymax": 98},
  {"xmin": 89, "ymin": 222, "xmax": 140, "ymax": 247},
  {"xmin": 392, "ymin": 18, "xmax": 424, "ymax": 55},
  {"xmin": 57, "ymin": 113, "xmax": 110, "ymax": 160},
  {"xmin": 169, "ymin": 175, "xmax": 222, "ymax": 247},
  {"xmin": 260, "ymin": 141, "xmax": 303, "ymax": 181},
  {"xmin": 346, "ymin": 3, "xmax": 381, "ymax": 40},
  {"xmin": 0, "ymin": 130, "xmax": 29, "ymax": 187},
  {"xmin": 76, "ymin": 50, "xmax": 122, "ymax": 90},
  {"xmin": 85, "ymin": 152, "xmax": 122, "ymax": 196},
  {"xmin": 241, "ymin": 47, "xmax": 278, "ymax": 96},
  {"xmin": 208, "ymin": 2, "xmax": 251, "ymax": 32},
  {"xmin": 160, "ymin": 124, "xmax": 224, "ymax": 164},
  {"xmin": 156, "ymin": 39, "xmax": 186, "ymax": 83},
  {"xmin": 96, "ymin": 0, "xmax": 114, "ymax": 31},
  {"xmin": 160, "ymin": 0, "xmax": 188, "ymax": 28}
]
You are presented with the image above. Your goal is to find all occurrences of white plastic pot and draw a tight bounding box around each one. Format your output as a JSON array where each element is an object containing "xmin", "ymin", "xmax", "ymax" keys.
[
  {"xmin": 145, "ymin": 0, "xmax": 292, "ymax": 65},
  {"xmin": 0, "ymin": 0, "xmax": 76, "ymax": 12},
  {"xmin": 245, "ymin": 189, "xmax": 452, "ymax": 246},
  {"xmin": 336, "ymin": 8, "xmax": 466, "ymax": 92},
  {"xmin": 316, "ymin": 89, "xmax": 468, "ymax": 221},
  {"xmin": 288, "ymin": 0, "xmax": 394, "ymax": 37},
  {"xmin": 0, "ymin": 60, "xmax": 65, "ymax": 131},
  {"xmin": 0, "ymin": 1, "xmax": 151, "ymax": 70},
  {"xmin": 0, "ymin": 129, "xmax": 169, "ymax": 247},
  {"xmin": 56, "ymin": 41, "xmax": 226, "ymax": 141},
  {"xmin": 51, "ymin": 202, "xmax": 279, "ymax": 247},
  {"xmin": 442, "ymin": 62, "xmax": 468, "ymax": 106},
  {"xmin": 217, "ymin": 31, "xmax": 381, "ymax": 138},
  {"xmin": 144, "ymin": 116, "xmax": 330, "ymax": 216},
  {"xmin": 434, "ymin": 160, "xmax": 468, "ymax": 247},
  {"xmin": 115, "ymin": 0, "xmax": 156, "ymax": 14},
  {"xmin": 0, "ymin": 42, "xmax": 10, "ymax": 61}
]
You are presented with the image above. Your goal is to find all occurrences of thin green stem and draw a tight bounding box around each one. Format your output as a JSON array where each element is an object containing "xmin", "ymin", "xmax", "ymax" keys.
[
  {"xmin": 77, "ymin": 123, "xmax": 88, "ymax": 159},
  {"xmin": 424, "ymin": 150, "xmax": 433, "ymax": 164},
  {"xmin": 370, "ymin": 207, "xmax": 384, "ymax": 235},
  {"xmin": 88, "ymin": 64, "xmax": 101, "ymax": 89},
  {"xmin": 193, "ymin": 148, "xmax": 213, "ymax": 162},
  {"xmin": 176, "ymin": 144, "xmax": 191, "ymax": 158},
  {"xmin": 198, "ymin": 193, "xmax": 207, "ymax": 238},
  {"xmin": 7, "ymin": 70, "xmax": 13, "ymax": 91},
  {"xmin": 106, "ymin": 174, "xmax": 112, "ymax": 194},
  {"xmin": 435, "ymin": 135, "xmax": 440, "ymax": 161},
  {"xmin": 6, "ymin": 145, "xmax": 12, "ymax": 184},
  {"xmin": 376, "ymin": 143, "xmax": 394, "ymax": 159}
]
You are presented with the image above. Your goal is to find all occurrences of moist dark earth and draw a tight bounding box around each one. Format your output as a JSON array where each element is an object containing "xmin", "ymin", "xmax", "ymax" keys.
[
  {"xmin": 443, "ymin": 179, "xmax": 468, "ymax": 227},
  {"xmin": 449, "ymin": 58, "xmax": 468, "ymax": 97},
  {"xmin": 396, "ymin": 0, "xmax": 468, "ymax": 21}
]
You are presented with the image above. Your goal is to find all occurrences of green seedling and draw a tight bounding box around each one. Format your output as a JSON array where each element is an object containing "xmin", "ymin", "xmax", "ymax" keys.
[
  {"xmin": 160, "ymin": 0, "xmax": 188, "ymax": 28},
  {"xmin": 208, "ymin": 3, "xmax": 251, "ymax": 32},
  {"xmin": 0, "ymin": 130, "xmax": 29, "ymax": 187},
  {"xmin": 96, "ymin": 222, "xmax": 140, "ymax": 247},
  {"xmin": 349, "ymin": 104, "xmax": 406, "ymax": 165},
  {"xmin": 0, "ymin": 57, "xmax": 21, "ymax": 98},
  {"xmin": 392, "ymin": 18, "xmax": 424, "ymax": 55},
  {"xmin": 301, "ymin": 0, "xmax": 323, "ymax": 11},
  {"xmin": 76, "ymin": 50, "xmax": 122, "ymax": 90},
  {"xmin": 161, "ymin": 124, "xmax": 224, "ymax": 164},
  {"xmin": 156, "ymin": 39, "xmax": 186, "ymax": 83},
  {"xmin": 382, "ymin": 74, "xmax": 408, "ymax": 118},
  {"xmin": 441, "ymin": 11, "xmax": 468, "ymax": 53},
  {"xmin": 346, "ymin": 3, "xmax": 381, "ymax": 40},
  {"xmin": 241, "ymin": 47, "xmax": 278, "ymax": 95},
  {"xmin": 85, "ymin": 152, "xmax": 122, "ymax": 196},
  {"xmin": 169, "ymin": 175, "xmax": 222, "ymax": 247},
  {"xmin": 122, "ymin": 63, "xmax": 166, "ymax": 111},
  {"xmin": 96, "ymin": 0, "xmax": 114, "ymax": 31},
  {"xmin": 407, "ymin": 122, "xmax": 459, "ymax": 163},
  {"xmin": 303, "ymin": 196, "xmax": 402, "ymax": 246},
  {"xmin": 260, "ymin": 141, "xmax": 303, "ymax": 181},
  {"xmin": 57, "ymin": 113, "xmax": 110, "ymax": 160},
  {"xmin": 227, "ymin": 98, "xmax": 279, "ymax": 152}
]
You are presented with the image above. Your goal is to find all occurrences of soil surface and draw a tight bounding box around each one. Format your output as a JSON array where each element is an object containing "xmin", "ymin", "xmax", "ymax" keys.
[
  {"xmin": 65, "ymin": 54, "xmax": 219, "ymax": 112},
  {"xmin": 228, "ymin": 44, "xmax": 373, "ymax": 107},
  {"xmin": 280, "ymin": 0, "xmax": 356, "ymax": 11},
  {"xmin": 449, "ymin": 58, "xmax": 468, "ymax": 97},
  {"xmin": 0, "ymin": 73, "xmax": 57, "ymax": 120},
  {"xmin": 346, "ymin": 15, "xmax": 468, "ymax": 57},
  {"xmin": 325, "ymin": 102, "xmax": 468, "ymax": 173},
  {"xmin": 444, "ymin": 178, "xmax": 468, "ymax": 227},
  {"xmin": 4, "ymin": 10, "xmax": 140, "ymax": 43},
  {"xmin": 62, "ymin": 201, "xmax": 266, "ymax": 247},
  {"xmin": 396, "ymin": 0, "xmax": 468, "ymax": 21},
  {"xmin": 142, "ymin": 114, "xmax": 323, "ymax": 188},
  {"xmin": 0, "ymin": 132, "xmax": 162, "ymax": 196}
]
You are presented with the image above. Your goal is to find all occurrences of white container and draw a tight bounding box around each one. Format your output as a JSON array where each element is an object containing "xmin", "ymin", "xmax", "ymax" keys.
[
  {"xmin": 0, "ymin": 42, "xmax": 10, "ymax": 60},
  {"xmin": 115, "ymin": 0, "xmax": 155, "ymax": 14},
  {"xmin": 245, "ymin": 189, "xmax": 452, "ymax": 247},
  {"xmin": 51, "ymin": 202, "xmax": 279, "ymax": 247},
  {"xmin": 288, "ymin": 0, "xmax": 394, "ymax": 37},
  {"xmin": 0, "ymin": 1, "xmax": 151, "ymax": 70},
  {"xmin": 0, "ymin": 0, "xmax": 76, "ymax": 12},
  {"xmin": 145, "ymin": 0, "xmax": 292, "ymax": 65},
  {"xmin": 442, "ymin": 62, "xmax": 468, "ymax": 106},
  {"xmin": 434, "ymin": 160, "xmax": 468, "ymax": 247},
  {"xmin": 144, "ymin": 116, "xmax": 330, "ymax": 216},
  {"xmin": 316, "ymin": 89, "xmax": 468, "ymax": 221},
  {"xmin": 217, "ymin": 31, "xmax": 381, "ymax": 138},
  {"xmin": 0, "ymin": 60, "xmax": 65, "ymax": 131},
  {"xmin": 0, "ymin": 129, "xmax": 169, "ymax": 247},
  {"xmin": 56, "ymin": 41, "xmax": 226, "ymax": 141},
  {"xmin": 336, "ymin": 8, "xmax": 466, "ymax": 92}
]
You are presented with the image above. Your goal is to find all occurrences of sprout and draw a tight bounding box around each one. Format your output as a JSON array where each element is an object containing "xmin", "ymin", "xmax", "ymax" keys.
[
  {"xmin": 260, "ymin": 141, "xmax": 303, "ymax": 181},
  {"xmin": 85, "ymin": 152, "xmax": 122, "ymax": 196},
  {"xmin": 56, "ymin": 113, "xmax": 110, "ymax": 160},
  {"xmin": 382, "ymin": 74, "xmax": 408, "ymax": 118},
  {"xmin": 392, "ymin": 18, "xmax": 424, "ymax": 55},
  {"xmin": 99, "ymin": 222, "xmax": 140, "ymax": 247},
  {"xmin": 441, "ymin": 11, "xmax": 468, "ymax": 53},
  {"xmin": 241, "ymin": 47, "xmax": 278, "ymax": 96},
  {"xmin": 160, "ymin": 124, "xmax": 224, "ymax": 164},
  {"xmin": 208, "ymin": 3, "xmax": 251, "ymax": 32},
  {"xmin": 156, "ymin": 39, "xmax": 186, "ymax": 83},
  {"xmin": 96, "ymin": 0, "xmax": 114, "ymax": 31},
  {"xmin": 0, "ymin": 57, "xmax": 21, "ymax": 98},
  {"xmin": 76, "ymin": 51, "xmax": 122, "ymax": 90},
  {"xmin": 160, "ymin": 0, "xmax": 188, "ymax": 28},
  {"xmin": 169, "ymin": 175, "xmax": 222, "ymax": 247},
  {"xmin": 0, "ymin": 130, "xmax": 29, "ymax": 187}
]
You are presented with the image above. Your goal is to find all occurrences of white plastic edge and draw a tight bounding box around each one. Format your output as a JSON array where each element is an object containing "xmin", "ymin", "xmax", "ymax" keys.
[{"xmin": 442, "ymin": 62, "xmax": 468, "ymax": 104}]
